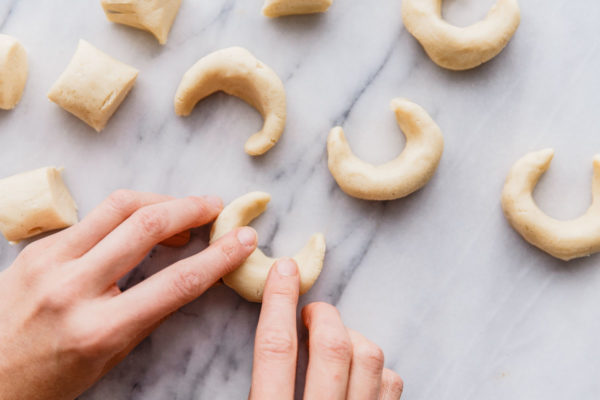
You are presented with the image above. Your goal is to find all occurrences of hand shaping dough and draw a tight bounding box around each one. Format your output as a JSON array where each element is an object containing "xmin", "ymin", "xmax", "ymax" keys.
[
  {"xmin": 262, "ymin": 0, "xmax": 333, "ymax": 17},
  {"xmin": 101, "ymin": 0, "xmax": 182, "ymax": 45},
  {"xmin": 502, "ymin": 149, "xmax": 600, "ymax": 261},
  {"xmin": 0, "ymin": 34, "xmax": 28, "ymax": 110},
  {"xmin": 210, "ymin": 192, "xmax": 326, "ymax": 303},
  {"xmin": 328, "ymin": 98, "xmax": 444, "ymax": 201},
  {"xmin": 0, "ymin": 167, "xmax": 78, "ymax": 243},
  {"xmin": 174, "ymin": 47, "xmax": 286, "ymax": 156},
  {"xmin": 402, "ymin": 0, "xmax": 521, "ymax": 70},
  {"xmin": 48, "ymin": 40, "xmax": 139, "ymax": 132}
]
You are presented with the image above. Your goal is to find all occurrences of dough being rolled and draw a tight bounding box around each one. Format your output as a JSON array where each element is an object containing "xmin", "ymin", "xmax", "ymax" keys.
[
  {"xmin": 0, "ymin": 34, "xmax": 28, "ymax": 110},
  {"xmin": 101, "ymin": 0, "xmax": 182, "ymax": 44},
  {"xmin": 48, "ymin": 40, "xmax": 138, "ymax": 132},
  {"xmin": 0, "ymin": 167, "xmax": 78, "ymax": 243}
]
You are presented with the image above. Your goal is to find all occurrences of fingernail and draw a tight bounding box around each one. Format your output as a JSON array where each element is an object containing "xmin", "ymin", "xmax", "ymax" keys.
[
  {"xmin": 277, "ymin": 258, "xmax": 298, "ymax": 277},
  {"xmin": 202, "ymin": 196, "xmax": 223, "ymax": 210},
  {"xmin": 237, "ymin": 227, "xmax": 257, "ymax": 247}
]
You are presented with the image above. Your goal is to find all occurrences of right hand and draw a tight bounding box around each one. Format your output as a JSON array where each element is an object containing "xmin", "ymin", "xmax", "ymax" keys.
[{"xmin": 249, "ymin": 258, "xmax": 403, "ymax": 400}]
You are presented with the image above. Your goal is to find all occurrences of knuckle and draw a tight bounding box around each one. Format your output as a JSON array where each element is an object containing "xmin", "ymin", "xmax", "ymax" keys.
[
  {"xmin": 134, "ymin": 207, "xmax": 168, "ymax": 239},
  {"xmin": 64, "ymin": 322, "xmax": 116, "ymax": 359},
  {"xmin": 106, "ymin": 189, "xmax": 138, "ymax": 215},
  {"xmin": 354, "ymin": 342, "xmax": 385, "ymax": 374},
  {"xmin": 218, "ymin": 241, "xmax": 238, "ymax": 265},
  {"xmin": 170, "ymin": 266, "xmax": 206, "ymax": 300},
  {"xmin": 255, "ymin": 330, "xmax": 296, "ymax": 360},
  {"xmin": 312, "ymin": 330, "xmax": 353, "ymax": 363}
]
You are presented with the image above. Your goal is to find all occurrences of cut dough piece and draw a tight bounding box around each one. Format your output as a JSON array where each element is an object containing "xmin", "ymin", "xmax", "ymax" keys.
[
  {"xmin": 48, "ymin": 40, "xmax": 138, "ymax": 132},
  {"xmin": 0, "ymin": 167, "xmax": 78, "ymax": 243},
  {"xmin": 502, "ymin": 149, "xmax": 600, "ymax": 261},
  {"xmin": 328, "ymin": 98, "xmax": 444, "ymax": 201},
  {"xmin": 402, "ymin": 0, "xmax": 520, "ymax": 70},
  {"xmin": 210, "ymin": 192, "xmax": 326, "ymax": 303},
  {"xmin": 174, "ymin": 47, "xmax": 286, "ymax": 156},
  {"xmin": 0, "ymin": 34, "xmax": 28, "ymax": 110},
  {"xmin": 101, "ymin": 0, "xmax": 182, "ymax": 45},
  {"xmin": 263, "ymin": 0, "xmax": 333, "ymax": 17}
]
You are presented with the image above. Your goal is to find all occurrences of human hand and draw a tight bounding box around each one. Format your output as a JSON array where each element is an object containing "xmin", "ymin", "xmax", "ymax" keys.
[
  {"xmin": 0, "ymin": 190, "xmax": 258, "ymax": 400},
  {"xmin": 249, "ymin": 259, "xmax": 403, "ymax": 400}
]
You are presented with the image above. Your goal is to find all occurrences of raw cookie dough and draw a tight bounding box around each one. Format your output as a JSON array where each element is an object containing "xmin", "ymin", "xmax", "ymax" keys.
[
  {"xmin": 47, "ymin": 40, "xmax": 139, "ymax": 132},
  {"xmin": 263, "ymin": 0, "xmax": 333, "ymax": 17},
  {"xmin": 101, "ymin": 0, "xmax": 182, "ymax": 45},
  {"xmin": 402, "ymin": 0, "xmax": 520, "ymax": 70},
  {"xmin": 210, "ymin": 192, "xmax": 326, "ymax": 303},
  {"xmin": 174, "ymin": 47, "xmax": 286, "ymax": 156},
  {"xmin": 0, "ymin": 34, "xmax": 28, "ymax": 110},
  {"xmin": 502, "ymin": 149, "xmax": 600, "ymax": 261},
  {"xmin": 0, "ymin": 167, "xmax": 78, "ymax": 243},
  {"xmin": 327, "ymin": 98, "xmax": 444, "ymax": 201}
]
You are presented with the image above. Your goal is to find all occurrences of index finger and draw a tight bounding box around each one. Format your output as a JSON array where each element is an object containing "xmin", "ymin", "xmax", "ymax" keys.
[{"xmin": 249, "ymin": 259, "xmax": 300, "ymax": 400}]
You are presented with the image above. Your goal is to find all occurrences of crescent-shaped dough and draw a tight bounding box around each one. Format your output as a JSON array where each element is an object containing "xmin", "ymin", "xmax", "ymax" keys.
[
  {"xmin": 263, "ymin": 0, "xmax": 333, "ymax": 17},
  {"xmin": 402, "ymin": 0, "xmax": 521, "ymax": 70},
  {"xmin": 327, "ymin": 98, "xmax": 444, "ymax": 201},
  {"xmin": 502, "ymin": 149, "xmax": 600, "ymax": 261},
  {"xmin": 210, "ymin": 192, "xmax": 326, "ymax": 303},
  {"xmin": 174, "ymin": 47, "xmax": 286, "ymax": 156}
]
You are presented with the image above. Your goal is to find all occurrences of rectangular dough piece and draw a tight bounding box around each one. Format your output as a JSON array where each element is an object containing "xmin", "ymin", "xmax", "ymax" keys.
[
  {"xmin": 47, "ymin": 40, "xmax": 139, "ymax": 132},
  {"xmin": 0, "ymin": 167, "xmax": 78, "ymax": 243}
]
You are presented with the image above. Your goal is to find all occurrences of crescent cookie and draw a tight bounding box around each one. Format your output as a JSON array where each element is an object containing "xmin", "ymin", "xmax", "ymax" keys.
[
  {"xmin": 210, "ymin": 192, "xmax": 326, "ymax": 303},
  {"xmin": 402, "ymin": 0, "xmax": 520, "ymax": 70},
  {"xmin": 502, "ymin": 149, "xmax": 600, "ymax": 261},
  {"xmin": 174, "ymin": 47, "xmax": 287, "ymax": 156},
  {"xmin": 328, "ymin": 98, "xmax": 444, "ymax": 201}
]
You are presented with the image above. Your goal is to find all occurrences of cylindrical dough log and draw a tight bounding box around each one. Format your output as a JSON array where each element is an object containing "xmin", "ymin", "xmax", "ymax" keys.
[
  {"xmin": 0, "ymin": 34, "xmax": 28, "ymax": 110},
  {"xmin": 0, "ymin": 167, "xmax": 78, "ymax": 243}
]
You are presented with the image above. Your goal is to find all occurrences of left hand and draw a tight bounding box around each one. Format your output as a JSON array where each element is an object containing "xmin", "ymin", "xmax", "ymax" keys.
[{"xmin": 0, "ymin": 190, "xmax": 258, "ymax": 400}]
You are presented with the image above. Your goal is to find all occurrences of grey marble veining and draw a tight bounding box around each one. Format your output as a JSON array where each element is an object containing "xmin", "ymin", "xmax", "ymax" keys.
[{"xmin": 2, "ymin": 0, "xmax": 600, "ymax": 398}]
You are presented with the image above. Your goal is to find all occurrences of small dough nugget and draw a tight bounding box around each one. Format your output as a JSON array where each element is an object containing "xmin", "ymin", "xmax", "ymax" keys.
[
  {"xmin": 0, "ymin": 167, "xmax": 78, "ymax": 243},
  {"xmin": 101, "ymin": 0, "xmax": 182, "ymax": 45},
  {"xmin": 263, "ymin": 0, "xmax": 333, "ymax": 17},
  {"xmin": 0, "ymin": 34, "xmax": 28, "ymax": 110},
  {"xmin": 48, "ymin": 40, "xmax": 138, "ymax": 132}
]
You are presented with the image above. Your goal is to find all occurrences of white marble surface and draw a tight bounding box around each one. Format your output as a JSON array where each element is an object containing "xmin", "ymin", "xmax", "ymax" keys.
[{"xmin": 2, "ymin": 0, "xmax": 600, "ymax": 398}]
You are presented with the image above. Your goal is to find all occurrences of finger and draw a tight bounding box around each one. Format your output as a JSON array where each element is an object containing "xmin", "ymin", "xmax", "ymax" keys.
[
  {"xmin": 379, "ymin": 369, "xmax": 404, "ymax": 400},
  {"xmin": 250, "ymin": 259, "xmax": 300, "ymax": 400},
  {"xmin": 51, "ymin": 190, "xmax": 178, "ymax": 257},
  {"xmin": 81, "ymin": 196, "xmax": 223, "ymax": 287},
  {"xmin": 302, "ymin": 302, "xmax": 353, "ymax": 400},
  {"xmin": 106, "ymin": 227, "xmax": 257, "ymax": 332},
  {"xmin": 159, "ymin": 230, "xmax": 191, "ymax": 247},
  {"xmin": 346, "ymin": 329, "xmax": 385, "ymax": 400}
]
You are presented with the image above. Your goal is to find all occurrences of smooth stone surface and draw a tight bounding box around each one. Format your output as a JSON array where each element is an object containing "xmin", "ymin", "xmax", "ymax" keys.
[{"xmin": 1, "ymin": 0, "xmax": 600, "ymax": 398}]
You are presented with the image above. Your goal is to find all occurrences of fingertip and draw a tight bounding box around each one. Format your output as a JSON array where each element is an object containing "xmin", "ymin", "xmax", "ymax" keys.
[
  {"xmin": 237, "ymin": 227, "xmax": 257, "ymax": 248},
  {"xmin": 275, "ymin": 258, "xmax": 298, "ymax": 277}
]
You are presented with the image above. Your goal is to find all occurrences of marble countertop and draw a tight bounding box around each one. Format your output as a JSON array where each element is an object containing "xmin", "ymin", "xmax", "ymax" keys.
[{"xmin": 2, "ymin": 0, "xmax": 600, "ymax": 398}]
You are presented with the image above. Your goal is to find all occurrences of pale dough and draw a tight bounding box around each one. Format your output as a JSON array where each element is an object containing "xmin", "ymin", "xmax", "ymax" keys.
[
  {"xmin": 502, "ymin": 149, "xmax": 600, "ymax": 261},
  {"xmin": 263, "ymin": 0, "xmax": 333, "ymax": 17},
  {"xmin": 327, "ymin": 98, "xmax": 444, "ymax": 201},
  {"xmin": 48, "ymin": 40, "xmax": 139, "ymax": 132},
  {"xmin": 0, "ymin": 167, "xmax": 78, "ymax": 243},
  {"xmin": 210, "ymin": 192, "xmax": 326, "ymax": 303},
  {"xmin": 0, "ymin": 34, "xmax": 28, "ymax": 110},
  {"xmin": 174, "ymin": 47, "xmax": 286, "ymax": 156},
  {"xmin": 402, "ymin": 0, "xmax": 521, "ymax": 70},
  {"xmin": 101, "ymin": 0, "xmax": 182, "ymax": 45}
]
